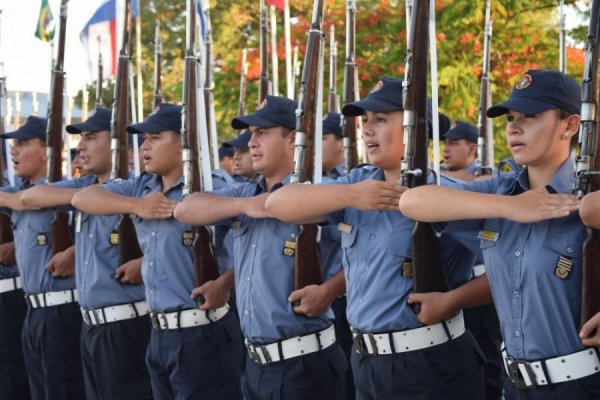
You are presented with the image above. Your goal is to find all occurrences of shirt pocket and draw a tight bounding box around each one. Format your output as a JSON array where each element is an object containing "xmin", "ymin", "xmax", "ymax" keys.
[
  {"xmin": 542, "ymin": 232, "xmax": 582, "ymax": 280},
  {"xmin": 340, "ymin": 228, "xmax": 357, "ymax": 281}
]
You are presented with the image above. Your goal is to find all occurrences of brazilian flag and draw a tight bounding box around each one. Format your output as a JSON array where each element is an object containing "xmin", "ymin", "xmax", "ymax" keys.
[{"xmin": 34, "ymin": 0, "xmax": 55, "ymax": 42}]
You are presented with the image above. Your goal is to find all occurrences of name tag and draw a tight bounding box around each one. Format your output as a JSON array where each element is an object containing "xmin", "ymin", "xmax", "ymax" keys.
[
  {"xmin": 109, "ymin": 231, "xmax": 120, "ymax": 245},
  {"xmin": 338, "ymin": 223, "xmax": 353, "ymax": 234},
  {"xmin": 401, "ymin": 259, "xmax": 413, "ymax": 278},
  {"xmin": 478, "ymin": 230, "xmax": 499, "ymax": 241}
]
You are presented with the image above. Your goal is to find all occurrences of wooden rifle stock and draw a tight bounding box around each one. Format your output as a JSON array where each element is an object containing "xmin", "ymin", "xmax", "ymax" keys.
[
  {"xmin": 475, "ymin": 0, "xmax": 494, "ymax": 177},
  {"xmin": 153, "ymin": 21, "xmax": 163, "ymax": 109},
  {"xmin": 109, "ymin": 0, "xmax": 142, "ymax": 265},
  {"xmin": 328, "ymin": 25, "xmax": 339, "ymax": 113},
  {"xmin": 259, "ymin": 0, "xmax": 271, "ymax": 103},
  {"xmin": 577, "ymin": 0, "xmax": 600, "ymax": 327},
  {"xmin": 290, "ymin": 0, "xmax": 325, "ymax": 304},
  {"xmin": 341, "ymin": 0, "xmax": 358, "ymax": 174},
  {"xmin": 96, "ymin": 36, "xmax": 104, "ymax": 107},
  {"xmin": 181, "ymin": 0, "xmax": 220, "ymax": 306},
  {"xmin": 400, "ymin": 0, "xmax": 448, "ymax": 309},
  {"xmin": 0, "ymin": 72, "xmax": 13, "ymax": 245},
  {"xmin": 46, "ymin": 0, "xmax": 72, "ymax": 255}
]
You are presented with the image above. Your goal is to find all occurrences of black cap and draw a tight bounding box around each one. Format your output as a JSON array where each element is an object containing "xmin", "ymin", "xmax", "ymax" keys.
[
  {"xmin": 1, "ymin": 116, "xmax": 47, "ymax": 141},
  {"xmin": 487, "ymin": 69, "xmax": 581, "ymax": 118},
  {"xmin": 225, "ymin": 129, "xmax": 251, "ymax": 150},
  {"xmin": 231, "ymin": 95, "xmax": 297, "ymax": 130},
  {"xmin": 66, "ymin": 108, "xmax": 112, "ymax": 134},
  {"xmin": 218, "ymin": 145, "xmax": 234, "ymax": 160},
  {"xmin": 342, "ymin": 77, "xmax": 403, "ymax": 117},
  {"xmin": 127, "ymin": 103, "xmax": 182, "ymax": 134},
  {"xmin": 443, "ymin": 121, "xmax": 478, "ymax": 143},
  {"xmin": 322, "ymin": 112, "xmax": 342, "ymax": 138}
]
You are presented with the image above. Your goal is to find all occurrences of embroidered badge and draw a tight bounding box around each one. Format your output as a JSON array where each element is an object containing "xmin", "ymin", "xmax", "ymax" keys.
[
  {"xmin": 370, "ymin": 80, "xmax": 384, "ymax": 93},
  {"xmin": 337, "ymin": 223, "xmax": 353, "ymax": 234},
  {"xmin": 554, "ymin": 255, "xmax": 573, "ymax": 279},
  {"xmin": 283, "ymin": 240, "xmax": 297, "ymax": 257},
  {"xmin": 478, "ymin": 230, "xmax": 499, "ymax": 241},
  {"xmin": 36, "ymin": 233, "xmax": 47, "ymax": 246},
  {"xmin": 182, "ymin": 231, "xmax": 194, "ymax": 246},
  {"xmin": 515, "ymin": 73, "xmax": 533, "ymax": 90},
  {"xmin": 258, "ymin": 98, "xmax": 267, "ymax": 110},
  {"xmin": 401, "ymin": 259, "xmax": 413, "ymax": 278},
  {"xmin": 109, "ymin": 231, "xmax": 120, "ymax": 245}
]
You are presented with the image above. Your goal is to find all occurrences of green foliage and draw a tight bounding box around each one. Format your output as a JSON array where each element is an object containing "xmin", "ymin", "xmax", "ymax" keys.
[{"xmin": 76, "ymin": 0, "xmax": 588, "ymax": 163}]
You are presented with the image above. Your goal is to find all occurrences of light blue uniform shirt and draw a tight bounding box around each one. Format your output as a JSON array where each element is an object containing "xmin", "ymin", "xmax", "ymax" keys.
[
  {"xmin": 4, "ymin": 177, "xmax": 76, "ymax": 294},
  {"xmin": 54, "ymin": 175, "xmax": 146, "ymax": 309},
  {"xmin": 212, "ymin": 171, "xmax": 242, "ymax": 274},
  {"xmin": 213, "ymin": 175, "xmax": 335, "ymax": 344},
  {"xmin": 445, "ymin": 157, "xmax": 585, "ymax": 361},
  {"xmin": 104, "ymin": 174, "xmax": 199, "ymax": 312},
  {"xmin": 0, "ymin": 179, "xmax": 18, "ymax": 280},
  {"xmin": 319, "ymin": 163, "xmax": 345, "ymax": 281},
  {"xmin": 324, "ymin": 165, "xmax": 475, "ymax": 333}
]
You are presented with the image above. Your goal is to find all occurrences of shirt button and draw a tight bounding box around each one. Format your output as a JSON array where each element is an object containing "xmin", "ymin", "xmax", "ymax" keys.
[
  {"xmin": 358, "ymin": 297, "xmax": 363, "ymax": 303},
  {"xmin": 252, "ymin": 244, "xmax": 256, "ymax": 248},
  {"xmin": 369, "ymin": 233, "xmax": 375, "ymax": 240},
  {"xmin": 515, "ymin": 330, "xmax": 521, "ymax": 337},
  {"xmin": 513, "ymin": 290, "xmax": 520, "ymax": 297},
  {"xmin": 290, "ymin": 233, "xmax": 296, "ymax": 238},
  {"xmin": 149, "ymin": 261, "xmax": 154, "ymax": 266},
  {"xmin": 514, "ymin": 250, "xmax": 521, "ymax": 257},
  {"xmin": 151, "ymin": 232, "xmax": 156, "ymax": 236},
  {"xmin": 567, "ymin": 247, "xmax": 573, "ymax": 253},
  {"xmin": 89, "ymin": 234, "xmax": 93, "ymax": 238},
  {"xmin": 244, "ymin": 310, "xmax": 249, "ymax": 315}
]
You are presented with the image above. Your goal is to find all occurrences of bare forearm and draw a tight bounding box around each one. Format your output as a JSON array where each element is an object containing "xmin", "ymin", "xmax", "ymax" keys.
[
  {"xmin": 581, "ymin": 191, "xmax": 600, "ymax": 229},
  {"xmin": 217, "ymin": 269, "xmax": 235, "ymax": 291},
  {"xmin": 448, "ymin": 275, "xmax": 493, "ymax": 310},
  {"xmin": 400, "ymin": 186, "xmax": 509, "ymax": 222},
  {"xmin": 174, "ymin": 193, "xmax": 248, "ymax": 225},
  {"xmin": 0, "ymin": 191, "xmax": 28, "ymax": 211},
  {"xmin": 72, "ymin": 186, "xmax": 139, "ymax": 215},
  {"xmin": 21, "ymin": 185, "xmax": 79, "ymax": 208},
  {"xmin": 321, "ymin": 269, "xmax": 346, "ymax": 302}
]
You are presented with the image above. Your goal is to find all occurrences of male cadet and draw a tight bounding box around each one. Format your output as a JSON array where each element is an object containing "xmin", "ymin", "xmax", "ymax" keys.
[
  {"xmin": 174, "ymin": 96, "xmax": 348, "ymax": 400},
  {"xmin": 322, "ymin": 112, "xmax": 345, "ymax": 178},
  {"xmin": 0, "ymin": 116, "xmax": 84, "ymax": 399},
  {"xmin": 442, "ymin": 120, "xmax": 478, "ymax": 180},
  {"xmin": 72, "ymin": 103, "xmax": 243, "ymax": 399},
  {"xmin": 227, "ymin": 129, "xmax": 256, "ymax": 182},
  {"xmin": 266, "ymin": 78, "xmax": 484, "ymax": 399},
  {"xmin": 217, "ymin": 143, "xmax": 235, "ymax": 177},
  {"xmin": 20, "ymin": 108, "xmax": 152, "ymax": 400}
]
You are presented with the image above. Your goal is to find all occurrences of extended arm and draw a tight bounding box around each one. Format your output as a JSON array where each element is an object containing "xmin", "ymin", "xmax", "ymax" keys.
[
  {"xmin": 399, "ymin": 185, "xmax": 579, "ymax": 223},
  {"xmin": 174, "ymin": 192, "xmax": 270, "ymax": 226},
  {"xmin": 72, "ymin": 185, "xmax": 176, "ymax": 219},
  {"xmin": 21, "ymin": 184, "xmax": 79, "ymax": 208},
  {"xmin": 266, "ymin": 180, "xmax": 405, "ymax": 224},
  {"xmin": 580, "ymin": 191, "xmax": 600, "ymax": 229}
]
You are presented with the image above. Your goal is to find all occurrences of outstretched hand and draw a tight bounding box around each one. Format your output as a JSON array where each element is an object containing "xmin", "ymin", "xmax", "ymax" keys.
[{"xmin": 507, "ymin": 188, "xmax": 579, "ymax": 223}]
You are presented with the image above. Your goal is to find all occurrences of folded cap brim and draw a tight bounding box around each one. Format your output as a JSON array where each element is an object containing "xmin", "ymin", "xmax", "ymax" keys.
[
  {"xmin": 342, "ymin": 98, "xmax": 402, "ymax": 117},
  {"xmin": 487, "ymin": 97, "xmax": 557, "ymax": 118},
  {"xmin": 66, "ymin": 122, "xmax": 108, "ymax": 134}
]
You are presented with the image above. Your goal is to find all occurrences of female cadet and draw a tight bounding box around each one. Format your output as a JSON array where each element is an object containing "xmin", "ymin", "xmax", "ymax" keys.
[
  {"xmin": 400, "ymin": 69, "xmax": 600, "ymax": 399},
  {"xmin": 266, "ymin": 77, "xmax": 484, "ymax": 400}
]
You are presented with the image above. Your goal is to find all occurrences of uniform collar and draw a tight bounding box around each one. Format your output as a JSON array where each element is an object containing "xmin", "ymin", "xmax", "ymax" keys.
[
  {"xmin": 255, "ymin": 174, "xmax": 291, "ymax": 195},
  {"xmin": 144, "ymin": 173, "xmax": 184, "ymax": 194},
  {"xmin": 510, "ymin": 156, "xmax": 575, "ymax": 195},
  {"xmin": 20, "ymin": 176, "xmax": 46, "ymax": 190}
]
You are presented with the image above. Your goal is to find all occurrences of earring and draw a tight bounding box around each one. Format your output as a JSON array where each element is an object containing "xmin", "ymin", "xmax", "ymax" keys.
[{"xmin": 562, "ymin": 132, "xmax": 570, "ymax": 139}]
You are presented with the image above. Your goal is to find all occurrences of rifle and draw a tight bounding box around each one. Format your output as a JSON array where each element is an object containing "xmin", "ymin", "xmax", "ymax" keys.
[
  {"xmin": 559, "ymin": 0, "xmax": 567, "ymax": 73},
  {"xmin": 201, "ymin": 1, "xmax": 219, "ymax": 170},
  {"xmin": 327, "ymin": 25, "xmax": 339, "ymax": 113},
  {"xmin": 341, "ymin": 0, "xmax": 358, "ymax": 174},
  {"xmin": 238, "ymin": 48, "xmax": 248, "ymax": 117},
  {"xmin": 576, "ymin": 0, "xmax": 600, "ymax": 327},
  {"xmin": 259, "ymin": 0, "xmax": 271, "ymax": 103},
  {"xmin": 400, "ymin": 0, "xmax": 448, "ymax": 311},
  {"xmin": 109, "ymin": 0, "xmax": 143, "ymax": 265},
  {"xmin": 45, "ymin": 0, "xmax": 72, "ymax": 255},
  {"xmin": 181, "ymin": 0, "xmax": 220, "ymax": 306},
  {"xmin": 475, "ymin": 0, "xmax": 494, "ymax": 177},
  {"xmin": 153, "ymin": 21, "xmax": 163, "ymax": 109},
  {"xmin": 0, "ymin": 57, "xmax": 13, "ymax": 245},
  {"xmin": 96, "ymin": 36, "xmax": 104, "ymax": 107},
  {"xmin": 290, "ymin": 0, "xmax": 325, "ymax": 307}
]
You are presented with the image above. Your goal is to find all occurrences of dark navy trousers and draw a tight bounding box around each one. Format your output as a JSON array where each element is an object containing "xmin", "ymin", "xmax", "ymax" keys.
[
  {"xmin": 0, "ymin": 289, "xmax": 29, "ymax": 400},
  {"xmin": 21, "ymin": 302, "xmax": 84, "ymax": 400},
  {"xmin": 81, "ymin": 315, "xmax": 152, "ymax": 400}
]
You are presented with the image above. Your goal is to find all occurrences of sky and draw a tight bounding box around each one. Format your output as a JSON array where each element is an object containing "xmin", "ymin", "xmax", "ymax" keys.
[{"xmin": 0, "ymin": 0, "xmax": 128, "ymax": 96}]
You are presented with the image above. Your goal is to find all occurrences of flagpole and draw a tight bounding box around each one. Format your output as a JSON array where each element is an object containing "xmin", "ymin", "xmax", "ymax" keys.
[
  {"xmin": 284, "ymin": 0, "xmax": 292, "ymax": 98},
  {"xmin": 270, "ymin": 5, "xmax": 279, "ymax": 96}
]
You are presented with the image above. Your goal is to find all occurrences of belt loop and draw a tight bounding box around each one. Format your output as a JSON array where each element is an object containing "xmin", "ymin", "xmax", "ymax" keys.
[
  {"xmin": 132, "ymin": 303, "xmax": 140, "ymax": 318},
  {"xmin": 539, "ymin": 360, "xmax": 551, "ymax": 385},
  {"xmin": 441, "ymin": 321, "xmax": 452, "ymax": 340},
  {"xmin": 316, "ymin": 331, "xmax": 323, "ymax": 350},
  {"xmin": 176, "ymin": 310, "xmax": 182, "ymax": 329},
  {"xmin": 204, "ymin": 309, "xmax": 211, "ymax": 323},
  {"xmin": 387, "ymin": 332, "xmax": 396, "ymax": 354},
  {"xmin": 276, "ymin": 340, "xmax": 284, "ymax": 361}
]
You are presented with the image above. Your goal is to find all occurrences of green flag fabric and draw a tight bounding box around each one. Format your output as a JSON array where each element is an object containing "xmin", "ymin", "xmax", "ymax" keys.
[{"xmin": 34, "ymin": 0, "xmax": 55, "ymax": 42}]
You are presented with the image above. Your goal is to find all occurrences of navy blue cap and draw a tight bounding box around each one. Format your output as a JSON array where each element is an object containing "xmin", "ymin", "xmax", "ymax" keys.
[
  {"xmin": 443, "ymin": 120, "xmax": 478, "ymax": 143},
  {"xmin": 231, "ymin": 95, "xmax": 297, "ymax": 130},
  {"xmin": 1, "ymin": 116, "xmax": 47, "ymax": 141},
  {"xmin": 342, "ymin": 77, "xmax": 403, "ymax": 117},
  {"xmin": 66, "ymin": 107, "xmax": 111, "ymax": 134},
  {"xmin": 487, "ymin": 69, "xmax": 581, "ymax": 118},
  {"xmin": 225, "ymin": 129, "xmax": 251, "ymax": 149},
  {"xmin": 218, "ymin": 145, "xmax": 234, "ymax": 160},
  {"xmin": 127, "ymin": 103, "xmax": 182, "ymax": 134},
  {"xmin": 322, "ymin": 112, "xmax": 342, "ymax": 138}
]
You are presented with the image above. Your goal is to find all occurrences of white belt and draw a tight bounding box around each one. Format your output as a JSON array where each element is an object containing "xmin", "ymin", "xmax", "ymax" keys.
[
  {"xmin": 352, "ymin": 311, "xmax": 465, "ymax": 355},
  {"xmin": 472, "ymin": 263, "xmax": 486, "ymax": 278},
  {"xmin": 245, "ymin": 325, "xmax": 336, "ymax": 365},
  {"xmin": 0, "ymin": 277, "xmax": 22, "ymax": 294},
  {"xmin": 81, "ymin": 301, "xmax": 149, "ymax": 326},
  {"xmin": 24, "ymin": 289, "xmax": 78, "ymax": 308},
  {"xmin": 502, "ymin": 347, "xmax": 600, "ymax": 389},
  {"xmin": 149, "ymin": 304, "xmax": 229, "ymax": 330}
]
